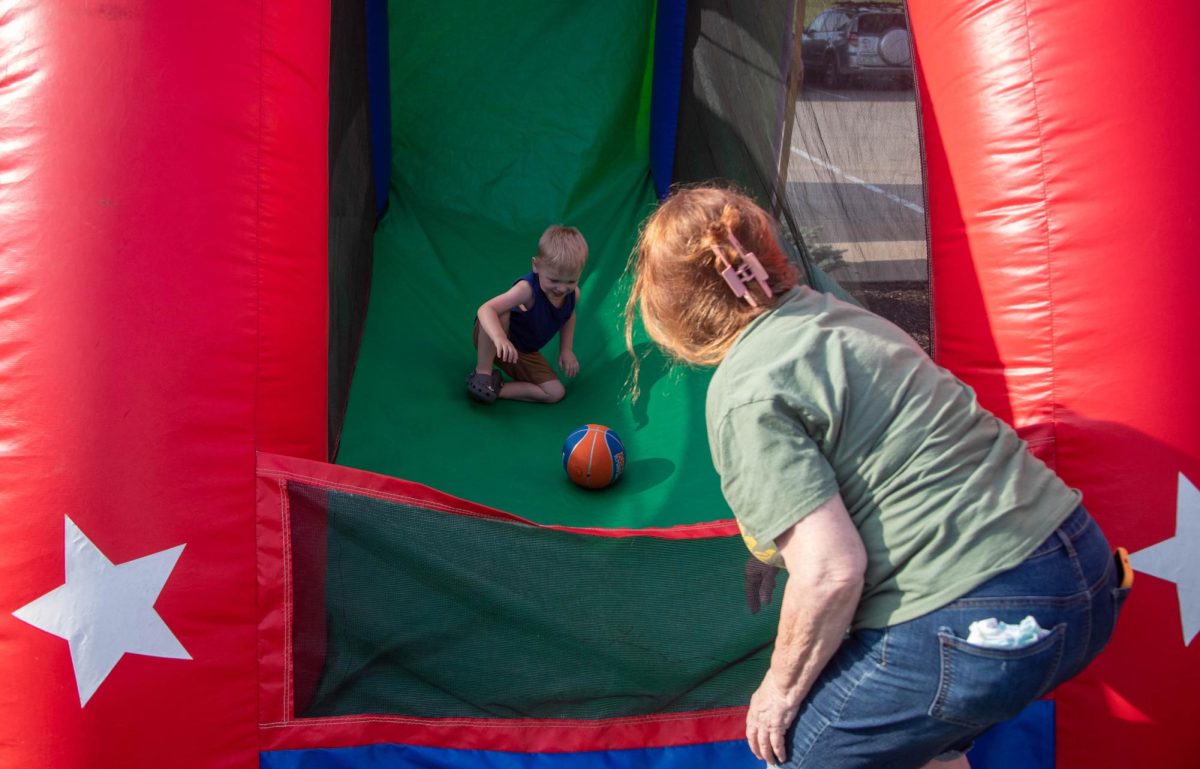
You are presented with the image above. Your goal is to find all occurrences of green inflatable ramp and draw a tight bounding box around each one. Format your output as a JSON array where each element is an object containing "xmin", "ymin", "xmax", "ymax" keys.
[{"xmin": 337, "ymin": 1, "xmax": 728, "ymax": 530}]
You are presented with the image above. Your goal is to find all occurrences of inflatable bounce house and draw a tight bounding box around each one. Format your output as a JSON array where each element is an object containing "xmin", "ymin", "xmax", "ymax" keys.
[{"xmin": 1, "ymin": 1, "xmax": 1196, "ymax": 767}]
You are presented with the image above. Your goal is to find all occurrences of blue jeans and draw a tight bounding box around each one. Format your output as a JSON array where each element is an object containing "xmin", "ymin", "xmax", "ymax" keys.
[{"xmin": 783, "ymin": 505, "xmax": 1128, "ymax": 768}]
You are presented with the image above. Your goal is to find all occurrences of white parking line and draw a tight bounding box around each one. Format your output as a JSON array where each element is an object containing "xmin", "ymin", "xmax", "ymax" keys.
[
  {"xmin": 790, "ymin": 145, "xmax": 925, "ymax": 215},
  {"xmin": 804, "ymin": 86, "xmax": 852, "ymax": 101}
]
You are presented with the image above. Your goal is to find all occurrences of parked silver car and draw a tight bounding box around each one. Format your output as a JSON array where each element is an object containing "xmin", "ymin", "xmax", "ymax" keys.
[{"xmin": 802, "ymin": 2, "xmax": 913, "ymax": 88}]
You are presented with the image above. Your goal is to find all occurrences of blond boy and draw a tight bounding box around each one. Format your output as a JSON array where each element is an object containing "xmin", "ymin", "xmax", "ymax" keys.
[{"xmin": 467, "ymin": 226, "xmax": 588, "ymax": 404}]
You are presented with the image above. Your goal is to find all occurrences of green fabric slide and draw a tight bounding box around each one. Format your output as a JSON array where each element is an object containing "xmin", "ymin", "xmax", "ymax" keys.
[{"xmin": 337, "ymin": 1, "xmax": 729, "ymax": 529}]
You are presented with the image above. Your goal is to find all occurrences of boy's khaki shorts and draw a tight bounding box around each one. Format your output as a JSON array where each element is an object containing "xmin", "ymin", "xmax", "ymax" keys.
[{"xmin": 473, "ymin": 322, "xmax": 558, "ymax": 385}]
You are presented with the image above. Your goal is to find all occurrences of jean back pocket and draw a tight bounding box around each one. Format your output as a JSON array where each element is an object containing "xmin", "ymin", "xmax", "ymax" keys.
[{"xmin": 929, "ymin": 623, "xmax": 1067, "ymax": 728}]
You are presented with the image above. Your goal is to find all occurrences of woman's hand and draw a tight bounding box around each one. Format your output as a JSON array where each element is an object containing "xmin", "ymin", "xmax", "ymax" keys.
[{"xmin": 746, "ymin": 670, "xmax": 802, "ymax": 766}]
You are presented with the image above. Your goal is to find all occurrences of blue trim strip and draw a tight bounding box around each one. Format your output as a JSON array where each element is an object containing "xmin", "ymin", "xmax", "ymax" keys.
[
  {"xmin": 968, "ymin": 700, "xmax": 1055, "ymax": 769},
  {"xmin": 262, "ymin": 740, "xmax": 758, "ymax": 769},
  {"xmin": 260, "ymin": 704, "xmax": 1052, "ymax": 768},
  {"xmin": 649, "ymin": 0, "xmax": 687, "ymax": 199},
  {"xmin": 364, "ymin": 0, "xmax": 392, "ymax": 218}
]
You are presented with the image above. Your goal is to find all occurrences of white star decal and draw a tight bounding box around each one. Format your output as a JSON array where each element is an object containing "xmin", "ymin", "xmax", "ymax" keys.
[
  {"xmin": 1129, "ymin": 473, "xmax": 1200, "ymax": 646},
  {"xmin": 12, "ymin": 516, "xmax": 191, "ymax": 706}
]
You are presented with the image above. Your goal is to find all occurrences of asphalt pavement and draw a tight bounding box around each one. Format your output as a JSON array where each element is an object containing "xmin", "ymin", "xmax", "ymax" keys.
[{"xmin": 787, "ymin": 79, "xmax": 927, "ymax": 282}]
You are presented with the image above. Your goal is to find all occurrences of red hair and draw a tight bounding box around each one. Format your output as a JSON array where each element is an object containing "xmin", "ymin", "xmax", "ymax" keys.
[{"xmin": 625, "ymin": 186, "xmax": 798, "ymax": 374}]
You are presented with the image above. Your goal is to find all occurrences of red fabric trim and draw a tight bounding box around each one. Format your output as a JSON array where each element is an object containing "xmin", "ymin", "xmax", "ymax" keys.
[
  {"xmin": 257, "ymin": 452, "xmax": 740, "ymax": 540},
  {"xmin": 256, "ymin": 473, "xmax": 290, "ymax": 727},
  {"xmin": 258, "ymin": 708, "xmax": 748, "ymax": 754}
]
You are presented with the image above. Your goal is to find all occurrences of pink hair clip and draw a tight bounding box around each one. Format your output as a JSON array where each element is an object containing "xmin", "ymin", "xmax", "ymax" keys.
[{"xmin": 712, "ymin": 232, "xmax": 773, "ymax": 307}]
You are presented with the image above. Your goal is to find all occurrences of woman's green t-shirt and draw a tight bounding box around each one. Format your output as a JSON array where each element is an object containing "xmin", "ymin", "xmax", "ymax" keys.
[{"xmin": 706, "ymin": 287, "xmax": 1080, "ymax": 629}]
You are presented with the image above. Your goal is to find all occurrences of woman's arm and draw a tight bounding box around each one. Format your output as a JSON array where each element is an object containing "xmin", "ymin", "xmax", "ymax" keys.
[{"xmin": 745, "ymin": 493, "xmax": 867, "ymax": 766}]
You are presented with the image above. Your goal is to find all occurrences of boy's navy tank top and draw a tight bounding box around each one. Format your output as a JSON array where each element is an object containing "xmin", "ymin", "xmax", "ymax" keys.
[{"xmin": 507, "ymin": 272, "xmax": 576, "ymax": 353}]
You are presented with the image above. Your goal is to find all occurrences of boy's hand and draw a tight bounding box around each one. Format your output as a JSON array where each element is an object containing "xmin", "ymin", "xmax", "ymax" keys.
[
  {"xmin": 559, "ymin": 351, "xmax": 579, "ymax": 378},
  {"xmin": 493, "ymin": 336, "xmax": 519, "ymax": 365}
]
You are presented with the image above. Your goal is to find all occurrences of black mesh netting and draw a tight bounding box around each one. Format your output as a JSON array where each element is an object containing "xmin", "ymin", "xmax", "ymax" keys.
[
  {"xmin": 674, "ymin": 0, "xmax": 801, "ymax": 218},
  {"xmin": 789, "ymin": 2, "xmax": 929, "ymax": 350},
  {"xmin": 328, "ymin": 0, "xmax": 375, "ymax": 457},
  {"xmin": 674, "ymin": 0, "xmax": 930, "ymax": 352},
  {"xmin": 287, "ymin": 481, "xmax": 784, "ymax": 720}
]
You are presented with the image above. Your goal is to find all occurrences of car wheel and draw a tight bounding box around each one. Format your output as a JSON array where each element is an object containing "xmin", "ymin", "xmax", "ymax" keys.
[{"xmin": 825, "ymin": 53, "xmax": 845, "ymax": 89}]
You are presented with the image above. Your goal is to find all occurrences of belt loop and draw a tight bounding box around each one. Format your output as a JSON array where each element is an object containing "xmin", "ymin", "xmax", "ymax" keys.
[
  {"xmin": 1055, "ymin": 526, "xmax": 1086, "ymax": 586},
  {"xmin": 1055, "ymin": 526, "xmax": 1076, "ymax": 556}
]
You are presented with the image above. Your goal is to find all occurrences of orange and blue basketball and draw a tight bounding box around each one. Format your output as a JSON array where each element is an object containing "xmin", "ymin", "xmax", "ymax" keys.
[{"xmin": 562, "ymin": 424, "xmax": 625, "ymax": 489}]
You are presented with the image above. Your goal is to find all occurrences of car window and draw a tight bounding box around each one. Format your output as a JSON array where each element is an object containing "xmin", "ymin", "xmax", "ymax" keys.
[
  {"xmin": 831, "ymin": 13, "xmax": 851, "ymax": 32},
  {"xmin": 857, "ymin": 14, "xmax": 906, "ymax": 34},
  {"xmin": 810, "ymin": 13, "xmax": 830, "ymax": 33}
]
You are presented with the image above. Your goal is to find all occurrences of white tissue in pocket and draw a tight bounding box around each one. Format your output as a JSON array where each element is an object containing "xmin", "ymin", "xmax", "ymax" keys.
[{"xmin": 965, "ymin": 616, "xmax": 1051, "ymax": 649}]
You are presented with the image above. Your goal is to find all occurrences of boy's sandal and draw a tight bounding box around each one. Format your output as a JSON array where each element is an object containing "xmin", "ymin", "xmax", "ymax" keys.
[{"xmin": 465, "ymin": 369, "xmax": 503, "ymax": 404}]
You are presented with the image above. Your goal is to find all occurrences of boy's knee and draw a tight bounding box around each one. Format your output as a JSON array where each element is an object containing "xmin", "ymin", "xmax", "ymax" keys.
[{"xmin": 541, "ymin": 380, "xmax": 566, "ymax": 403}]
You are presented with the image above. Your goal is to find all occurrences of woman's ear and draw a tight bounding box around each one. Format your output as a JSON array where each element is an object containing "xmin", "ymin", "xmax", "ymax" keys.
[{"xmin": 531, "ymin": 256, "xmax": 540, "ymax": 273}]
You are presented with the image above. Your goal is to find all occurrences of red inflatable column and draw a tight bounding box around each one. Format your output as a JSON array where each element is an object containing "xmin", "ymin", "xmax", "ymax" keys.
[
  {"xmin": 910, "ymin": 0, "xmax": 1200, "ymax": 767},
  {"xmin": 0, "ymin": 3, "xmax": 328, "ymax": 768}
]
